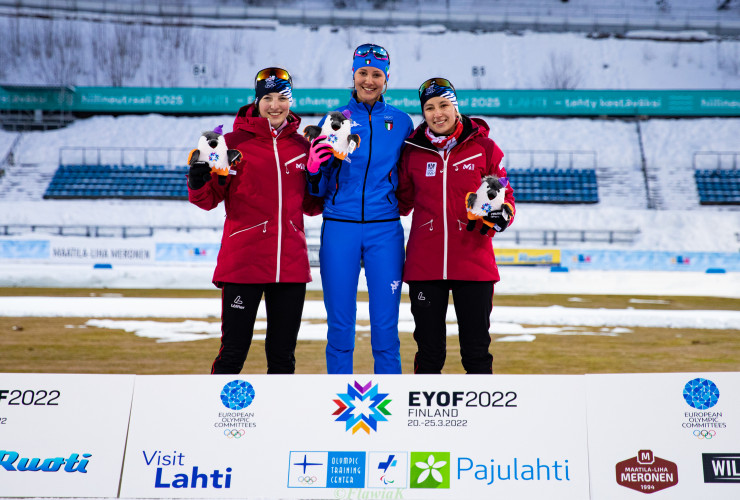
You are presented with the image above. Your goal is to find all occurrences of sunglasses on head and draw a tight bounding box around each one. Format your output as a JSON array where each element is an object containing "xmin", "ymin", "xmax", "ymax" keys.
[
  {"xmin": 254, "ymin": 67, "xmax": 292, "ymax": 86},
  {"xmin": 353, "ymin": 43, "xmax": 389, "ymax": 62},
  {"xmin": 418, "ymin": 77, "xmax": 456, "ymax": 97}
]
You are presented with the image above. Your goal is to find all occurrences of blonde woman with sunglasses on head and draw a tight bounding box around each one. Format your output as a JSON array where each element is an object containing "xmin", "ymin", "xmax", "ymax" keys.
[
  {"xmin": 305, "ymin": 43, "xmax": 414, "ymax": 374},
  {"xmin": 397, "ymin": 77, "xmax": 516, "ymax": 374},
  {"xmin": 188, "ymin": 67, "xmax": 323, "ymax": 374}
]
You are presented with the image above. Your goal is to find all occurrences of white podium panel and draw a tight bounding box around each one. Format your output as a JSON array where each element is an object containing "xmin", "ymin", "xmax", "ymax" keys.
[
  {"xmin": 587, "ymin": 372, "xmax": 740, "ymax": 499},
  {"xmin": 120, "ymin": 375, "xmax": 589, "ymax": 499},
  {"xmin": 0, "ymin": 373, "xmax": 135, "ymax": 497}
]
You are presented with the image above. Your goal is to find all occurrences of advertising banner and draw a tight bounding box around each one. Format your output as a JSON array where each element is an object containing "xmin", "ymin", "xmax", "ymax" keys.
[
  {"xmin": 4, "ymin": 86, "xmax": 740, "ymax": 116},
  {"xmin": 48, "ymin": 238, "xmax": 156, "ymax": 264},
  {"xmin": 0, "ymin": 373, "xmax": 135, "ymax": 497},
  {"xmin": 494, "ymin": 248, "xmax": 561, "ymax": 266},
  {"xmin": 561, "ymin": 249, "xmax": 740, "ymax": 272},
  {"xmin": 586, "ymin": 372, "xmax": 740, "ymax": 499},
  {"xmin": 120, "ymin": 375, "xmax": 589, "ymax": 499}
]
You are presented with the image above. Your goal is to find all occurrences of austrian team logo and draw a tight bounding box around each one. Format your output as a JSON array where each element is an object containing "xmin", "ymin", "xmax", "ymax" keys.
[
  {"xmin": 220, "ymin": 380, "xmax": 255, "ymax": 410},
  {"xmin": 683, "ymin": 378, "xmax": 720, "ymax": 410},
  {"xmin": 332, "ymin": 381, "xmax": 391, "ymax": 434}
]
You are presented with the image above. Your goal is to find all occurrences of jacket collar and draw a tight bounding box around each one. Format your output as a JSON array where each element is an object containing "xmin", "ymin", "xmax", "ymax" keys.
[
  {"xmin": 232, "ymin": 103, "xmax": 301, "ymax": 138},
  {"xmin": 347, "ymin": 92, "xmax": 388, "ymax": 116},
  {"xmin": 406, "ymin": 114, "xmax": 484, "ymax": 151}
]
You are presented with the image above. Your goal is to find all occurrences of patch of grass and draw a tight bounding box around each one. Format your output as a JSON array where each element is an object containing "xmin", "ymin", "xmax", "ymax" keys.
[{"xmin": 1, "ymin": 314, "xmax": 738, "ymax": 375}]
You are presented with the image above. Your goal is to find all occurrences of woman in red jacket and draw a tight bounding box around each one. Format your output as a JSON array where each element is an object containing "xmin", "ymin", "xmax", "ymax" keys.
[
  {"xmin": 188, "ymin": 67, "xmax": 322, "ymax": 374},
  {"xmin": 397, "ymin": 77, "xmax": 515, "ymax": 374}
]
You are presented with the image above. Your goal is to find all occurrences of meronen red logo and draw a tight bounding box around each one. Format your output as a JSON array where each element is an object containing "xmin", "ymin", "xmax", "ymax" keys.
[{"xmin": 616, "ymin": 450, "xmax": 678, "ymax": 494}]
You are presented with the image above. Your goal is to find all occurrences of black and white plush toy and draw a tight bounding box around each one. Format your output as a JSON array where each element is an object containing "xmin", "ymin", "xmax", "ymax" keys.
[
  {"xmin": 188, "ymin": 125, "xmax": 242, "ymax": 185},
  {"xmin": 465, "ymin": 176, "xmax": 511, "ymax": 234},
  {"xmin": 303, "ymin": 110, "xmax": 361, "ymax": 160}
]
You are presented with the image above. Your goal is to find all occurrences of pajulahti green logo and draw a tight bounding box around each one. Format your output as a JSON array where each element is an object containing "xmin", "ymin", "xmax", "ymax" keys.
[{"xmin": 410, "ymin": 452, "xmax": 450, "ymax": 489}]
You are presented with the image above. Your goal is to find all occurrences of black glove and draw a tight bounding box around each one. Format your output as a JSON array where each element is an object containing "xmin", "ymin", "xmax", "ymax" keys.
[
  {"xmin": 188, "ymin": 161, "xmax": 212, "ymax": 190},
  {"xmin": 483, "ymin": 203, "xmax": 513, "ymax": 233}
]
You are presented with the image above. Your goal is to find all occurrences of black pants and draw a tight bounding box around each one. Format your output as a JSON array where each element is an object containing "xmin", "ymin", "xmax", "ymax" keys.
[
  {"xmin": 408, "ymin": 280, "xmax": 494, "ymax": 374},
  {"xmin": 211, "ymin": 282, "xmax": 306, "ymax": 374}
]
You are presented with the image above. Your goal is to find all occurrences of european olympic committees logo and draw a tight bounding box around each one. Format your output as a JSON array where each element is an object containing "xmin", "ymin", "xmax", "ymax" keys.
[
  {"xmin": 683, "ymin": 378, "xmax": 720, "ymax": 410},
  {"xmin": 333, "ymin": 381, "xmax": 391, "ymax": 434},
  {"xmin": 221, "ymin": 380, "xmax": 255, "ymax": 410}
]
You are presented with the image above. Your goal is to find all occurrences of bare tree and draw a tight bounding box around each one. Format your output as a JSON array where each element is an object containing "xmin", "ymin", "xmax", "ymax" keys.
[{"xmin": 540, "ymin": 51, "xmax": 582, "ymax": 89}]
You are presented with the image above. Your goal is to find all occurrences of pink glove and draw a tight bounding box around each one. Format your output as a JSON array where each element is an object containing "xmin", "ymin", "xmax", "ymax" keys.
[{"xmin": 307, "ymin": 136, "xmax": 334, "ymax": 174}]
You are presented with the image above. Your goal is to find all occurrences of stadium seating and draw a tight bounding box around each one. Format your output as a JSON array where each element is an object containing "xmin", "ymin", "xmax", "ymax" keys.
[
  {"xmin": 44, "ymin": 164, "xmax": 188, "ymax": 200},
  {"xmin": 506, "ymin": 168, "xmax": 599, "ymax": 203},
  {"xmin": 694, "ymin": 169, "xmax": 740, "ymax": 205},
  {"xmin": 44, "ymin": 164, "xmax": 601, "ymax": 203}
]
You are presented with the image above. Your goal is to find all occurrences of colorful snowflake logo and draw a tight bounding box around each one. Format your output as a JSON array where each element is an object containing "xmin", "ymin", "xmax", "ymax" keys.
[
  {"xmin": 332, "ymin": 381, "xmax": 391, "ymax": 434},
  {"xmin": 209, "ymin": 152, "xmax": 219, "ymax": 162},
  {"xmin": 327, "ymin": 134, "xmax": 338, "ymax": 144}
]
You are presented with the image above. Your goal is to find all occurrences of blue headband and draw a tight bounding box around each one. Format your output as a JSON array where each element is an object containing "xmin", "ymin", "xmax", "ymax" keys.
[{"xmin": 352, "ymin": 50, "xmax": 390, "ymax": 81}]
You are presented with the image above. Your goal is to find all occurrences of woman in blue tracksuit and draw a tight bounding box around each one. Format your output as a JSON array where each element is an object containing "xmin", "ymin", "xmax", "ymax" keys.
[{"xmin": 306, "ymin": 43, "xmax": 413, "ymax": 374}]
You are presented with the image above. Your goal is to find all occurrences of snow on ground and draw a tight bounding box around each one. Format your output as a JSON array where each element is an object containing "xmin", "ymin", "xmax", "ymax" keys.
[{"xmin": 2, "ymin": 293, "xmax": 739, "ymax": 344}]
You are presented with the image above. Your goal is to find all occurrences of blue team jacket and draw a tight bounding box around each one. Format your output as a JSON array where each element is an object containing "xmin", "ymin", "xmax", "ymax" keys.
[{"xmin": 313, "ymin": 95, "xmax": 414, "ymax": 222}]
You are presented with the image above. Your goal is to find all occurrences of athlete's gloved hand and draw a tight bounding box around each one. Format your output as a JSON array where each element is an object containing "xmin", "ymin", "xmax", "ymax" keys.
[
  {"xmin": 307, "ymin": 136, "xmax": 334, "ymax": 174},
  {"xmin": 188, "ymin": 162, "xmax": 211, "ymax": 190},
  {"xmin": 483, "ymin": 203, "xmax": 514, "ymax": 233}
]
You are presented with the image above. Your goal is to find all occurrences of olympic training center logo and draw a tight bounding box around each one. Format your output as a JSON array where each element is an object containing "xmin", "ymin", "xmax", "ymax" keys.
[
  {"xmin": 683, "ymin": 378, "xmax": 720, "ymax": 410},
  {"xmin": 220, "ymin": 380, "xmax": 255, "ymax": 410},
  {"xmin": 333, "ymin": 381, "xmax": 391, "ymax": 434}
]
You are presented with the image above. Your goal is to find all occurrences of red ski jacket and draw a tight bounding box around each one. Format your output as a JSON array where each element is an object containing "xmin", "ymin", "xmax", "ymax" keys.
[
  {"xmin": 397, "ymin": 116, "xmax": 515, "ymax": 283},
  {"xmin": 189, "ymin": 105, "xmax": 322, "ymax": 285}
]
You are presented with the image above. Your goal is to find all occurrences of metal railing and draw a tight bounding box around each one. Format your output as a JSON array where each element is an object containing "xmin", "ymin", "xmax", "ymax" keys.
[
  {"xmin": 693, "ymin": 151, "xmax": 740, "ymax": 170},
  {"xmin": 503, "ymin": 150, "xmax": 597, "ymax": 170},
  {"xmin": 58, "ymin": 146, "xmax": 191, "ymax": 169},
  {"xmin": 0, "ymin": 223, "xmax": 640, "ymax": 246},
  {"xmin": 493, "ymin": 228, "xmax": 640, "ymax": 246},
  {"xmin": 0, "ymin": 224, "xmax": 222, "ymax": 238}
]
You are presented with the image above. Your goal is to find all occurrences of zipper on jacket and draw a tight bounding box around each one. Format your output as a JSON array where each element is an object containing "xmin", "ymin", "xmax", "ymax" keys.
[
  {"xmin": 453, "ymin": 152, "xmax": 483, "ymax": 171},
  {"xmin": 457, "ymin": 219, "xmax": 466, "ymax": 231},
  {"xmin": 272, "ymin": 136, "xmax": 282, "ymax": 283},
  {"xmin": 289, "ymin": 220, "xmax": 302, "ymax": 232},
  {"xmin": 284, "ymin": 153, "xmax": 307, "ymax": 175},
  {"xmin": 419, "ymin": 219, "xmax": 434, "ymax": 231},
  {"xmin": 229, "ymin": 221, "xmax": 268, "ymax": 237},
  {"xmin": 331, "ymin": 160, "xmax": 343, "ymax": 205},
  {"xmin": 360, "ymin": 105, "xmax": 375, "ymax": 222},
  {"xmin": 441, "ymin": 151, "xmax": 450, "ymax": 280},
  {"xmin": 386, "ymin": 170, "xmax": 394, "ymax": 204}
]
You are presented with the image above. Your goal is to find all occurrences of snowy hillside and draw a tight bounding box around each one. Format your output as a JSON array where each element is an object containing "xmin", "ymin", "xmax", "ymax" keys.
[{"xmin": 0, "ymin": 5, "xmax": 739, "ymax": 261}]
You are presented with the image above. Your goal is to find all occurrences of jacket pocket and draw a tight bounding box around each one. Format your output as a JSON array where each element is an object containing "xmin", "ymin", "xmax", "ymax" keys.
[
  {"xmin": 418, "ymin": 219, "xmax": 434, "ymax": 232},
  {"xmin": 452, "ymin": 152, "xmax": 483, "ymax": 172},
  {"xmin": 284, "ymin": 153, "xmax": 307, "ymax": 175},
  {"xmin": 289, "ymin": 219, "xmax": 305, "ymax": 234},
  {"xmin": 229, "ymin": 220, "xmax": 268, "ymax": 238}
]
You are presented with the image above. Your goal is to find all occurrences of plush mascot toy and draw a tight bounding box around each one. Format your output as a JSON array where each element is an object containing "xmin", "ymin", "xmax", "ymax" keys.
[
  {"xmin": 303, "ymin": 110, "xmax": 361, "ymax": 160},
  {"xmin": 188, "ymin": 125, "xmax": 242, "ymax": 185},
  {"xmin": 465, "ymin": 176, "xmax": 512, "ymax": 234}
]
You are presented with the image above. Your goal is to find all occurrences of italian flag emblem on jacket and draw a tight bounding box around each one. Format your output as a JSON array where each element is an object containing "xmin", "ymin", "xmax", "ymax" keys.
[{"xmin": 385, "ymin": 119, "xmax": 393, "ymax": 130}]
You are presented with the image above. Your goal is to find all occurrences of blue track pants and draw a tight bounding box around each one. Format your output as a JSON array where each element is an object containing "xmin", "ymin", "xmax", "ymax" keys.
[{"xmin": 320, "ymin": 219, "xmax": 405, "ymax": 374}]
